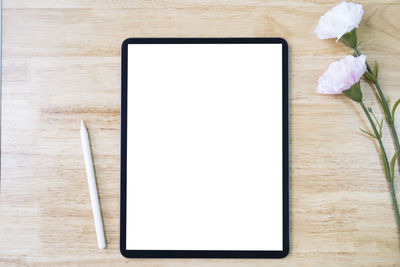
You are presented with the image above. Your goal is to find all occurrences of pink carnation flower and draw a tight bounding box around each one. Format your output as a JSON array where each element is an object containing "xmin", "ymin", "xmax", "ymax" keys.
[{"xmin": 317, "ymin": 55, "xmax": 367, "ymax": 94}]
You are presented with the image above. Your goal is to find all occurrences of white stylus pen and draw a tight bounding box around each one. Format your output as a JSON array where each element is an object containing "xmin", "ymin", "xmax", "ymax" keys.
[{"xmin": 80, "ymin": 120, "xmax": 106, "ymax": 249}]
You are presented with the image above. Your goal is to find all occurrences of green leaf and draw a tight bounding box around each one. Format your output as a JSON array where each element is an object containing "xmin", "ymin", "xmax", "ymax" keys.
[
  {"xmin": 363, "ymin": 71, "xmax": 375, "ymax": 83},
  {"xmin": 390, "ymin": 152, "xmax": 398, "ymax": 181},
  {"xmin": 374, "ymin": 91, "xmax": 390, "ymax": 122},
  {"xmin": 369, "ymin": 110, "xmax": 382, "ymax": 138},
  {"xmin": 391, "ymin": 98, "xmax": 400, "ymax": 120},
  {"xmin": 373, "ymin": 61, "xmax": 379, "ymax": 80},
  {"xmin": 360, "ymin": 128, "xmax": 376, "ymax": 139},
  {"xmin": 371, "ymin": 110, "xmax": 379, "ymax": 125},
  {"xmin": 343, "ymin": 82, "xmax": 363, "ymax": 102}
]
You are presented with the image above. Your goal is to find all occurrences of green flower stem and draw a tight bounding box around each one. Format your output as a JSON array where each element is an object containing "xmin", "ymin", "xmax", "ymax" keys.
[
  {"xmin": 389, "ymin": 180, "xmax": 400, "ymax": 233},
  {"xmin": 360, "ymin": 102, "xmax": 391, "ymax": 179},
  {"xmin": 360, "ymin": 101, "xmax": 400, "ymax": 233},
  {"xmin": 354, "ymin": 48, "xmax": 400, "ymax": 163}
]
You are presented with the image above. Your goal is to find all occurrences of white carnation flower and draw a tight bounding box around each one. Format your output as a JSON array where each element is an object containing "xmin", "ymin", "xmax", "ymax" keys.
[
  {"xmin": 315, "ymin": 1, "xmax": 364, "ymax": 40},
  {"xmin": 317, "ymin": 55, "xmax": 367, "ymax": 95}
]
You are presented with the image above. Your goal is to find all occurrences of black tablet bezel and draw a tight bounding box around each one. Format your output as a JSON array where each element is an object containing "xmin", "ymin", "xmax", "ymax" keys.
[{"xmin": 120, "ymin": 38, "xmax": 289, "ymax": 258}]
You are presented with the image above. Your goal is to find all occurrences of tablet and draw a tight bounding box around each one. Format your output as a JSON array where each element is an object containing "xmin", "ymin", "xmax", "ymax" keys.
[{"xmin": 120, "ymin": 38, "xmax": 289, "ymax": 258}]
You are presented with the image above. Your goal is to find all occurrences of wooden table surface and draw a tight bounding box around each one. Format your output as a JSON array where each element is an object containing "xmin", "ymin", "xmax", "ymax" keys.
[{"xmin": 1, "ymin": 0, "xmax": 400, "ymax": 266}]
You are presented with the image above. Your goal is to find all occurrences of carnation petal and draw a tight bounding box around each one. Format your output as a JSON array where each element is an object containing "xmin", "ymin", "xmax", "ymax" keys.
[
  {"xmin": 315, "ymin": 1, "xmax": 364, "ymax": 40},
  {"xmin": 317, "ymin": 55, "xmax": 367, "ymax": 95}
]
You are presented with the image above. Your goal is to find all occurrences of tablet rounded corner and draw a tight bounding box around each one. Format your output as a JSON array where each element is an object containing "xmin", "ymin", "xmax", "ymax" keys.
[
  {"xmin": 120, "ymin": 247, "xmax": 130, "ymax": 259},
  {"xmin": 279, "ymin": 248, "xmax": 289, "ymax": 259},
  {"xmin": 121, "ymin": 38, "xmax": 131, "ymax": 51},
  {"xmin": 276, "ymin": 38, "xmax": 288, "ymax": 50}
]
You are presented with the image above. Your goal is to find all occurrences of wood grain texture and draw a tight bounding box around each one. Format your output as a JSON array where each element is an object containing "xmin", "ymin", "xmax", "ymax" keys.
[{"xmin": 1, "ymin": 0, "xmax": 400, "ymax": 266}]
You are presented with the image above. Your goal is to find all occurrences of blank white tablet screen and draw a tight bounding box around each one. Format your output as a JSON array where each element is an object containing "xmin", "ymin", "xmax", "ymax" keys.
[{"xmin": 126, "ymin": 43, "xmax": 282, "ymax": 251}]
